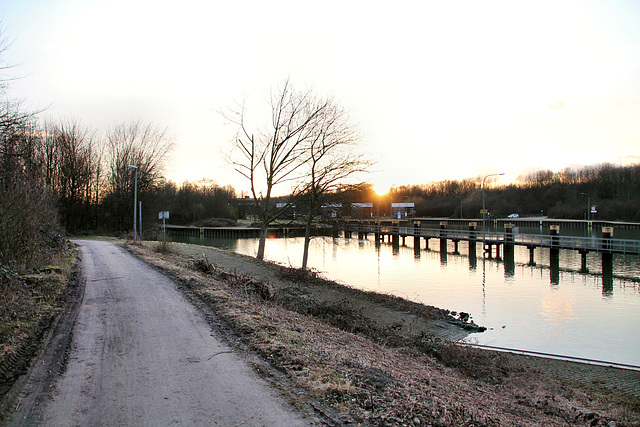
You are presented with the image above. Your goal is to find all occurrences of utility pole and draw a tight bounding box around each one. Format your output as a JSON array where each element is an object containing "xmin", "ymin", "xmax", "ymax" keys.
[
  {"xmin": 581, "ymin": 192, "xmax": 590, "ymax": 222},
  {"xmin": 128, "ymin": 165, "xmax": 138, "ymax": 242}
]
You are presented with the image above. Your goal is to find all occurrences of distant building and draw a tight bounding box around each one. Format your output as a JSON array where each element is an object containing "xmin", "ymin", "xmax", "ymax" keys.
[
  {"xmin": 391, "ymin": 202, "xmax": 415, "ymax": 219},
  {"xmin": 321, "ymin": 203, "xmax": 342, "ymax": 220},
  {"xmin": 351, "ymin": 202, "xmax": 373, "ymax": 218}
]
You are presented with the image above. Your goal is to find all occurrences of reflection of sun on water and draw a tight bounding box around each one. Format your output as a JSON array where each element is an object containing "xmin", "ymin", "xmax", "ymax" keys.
[{"xmin": 540, "ymin": 290, "xmax": 575, "ymax": 326}]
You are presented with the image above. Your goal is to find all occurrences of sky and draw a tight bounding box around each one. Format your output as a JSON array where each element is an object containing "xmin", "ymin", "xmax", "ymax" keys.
[{"xmin": 2, "ymin": 0, "xmax": 640, "ymax": 195}]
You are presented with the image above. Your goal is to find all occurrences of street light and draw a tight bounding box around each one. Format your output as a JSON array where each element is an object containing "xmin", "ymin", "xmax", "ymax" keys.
[
  {"xmin": 482, "ymin": 173, "xmax": 504, "ymax": 238},
  {"xmin": 128, "ymin": 165, "xmax": 138, "ymax": 242},
  {"xmin": 580, "ymin": 192, "xmax": 590, "ymax": 222}
]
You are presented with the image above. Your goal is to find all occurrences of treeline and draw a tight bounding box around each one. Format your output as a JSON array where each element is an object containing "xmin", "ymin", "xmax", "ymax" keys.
[
  {"xmin": 0, "ymin": 114, "xmax": 238, "ymax": 269},
  {"xmin": 0, "ymin": 90, "xmax": 239, "ymax": 274},
  {"xmin": 386, "ymin": 163, "xmax": 640, "ymax": 221}
]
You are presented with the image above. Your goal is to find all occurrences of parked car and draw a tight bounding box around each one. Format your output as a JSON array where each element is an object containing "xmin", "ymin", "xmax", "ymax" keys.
[{"xmin": 507, "ymin": 213, "xmax": 519, "ymax": 218}]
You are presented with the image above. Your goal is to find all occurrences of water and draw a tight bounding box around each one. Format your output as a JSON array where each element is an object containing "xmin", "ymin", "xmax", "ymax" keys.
[{"xmin": 171, "ymin": 231, "xmax": 640, "ymax": 367}]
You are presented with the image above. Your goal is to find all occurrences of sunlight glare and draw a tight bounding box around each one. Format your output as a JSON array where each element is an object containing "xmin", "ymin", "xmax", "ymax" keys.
[{"xmin": 373, "ymin": 185, "xmax": 389, "ymax": 196}]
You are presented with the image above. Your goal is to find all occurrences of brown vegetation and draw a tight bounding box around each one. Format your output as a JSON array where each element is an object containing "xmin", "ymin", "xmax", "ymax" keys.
[
  {"xmin": 129, "ymin": 242, "xmax": 640, "ymax": 426},
  {"xmin": 0, "ymin": 243, "xmax": 76, "ymax": 402}
]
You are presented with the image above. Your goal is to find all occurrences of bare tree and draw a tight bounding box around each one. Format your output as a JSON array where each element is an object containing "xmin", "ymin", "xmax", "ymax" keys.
[
  {"xmin": 103, "ymin": 120, "xmax": 174, "ymax": 232},
  {"xmin": 39, "ymin": 120, "xmax": 100, "ymax": 232},
  {"xmin": 297, "ymin": 101, "xmax": 371, "ymax": 271},
  {"xmin": 226, "ymin": 80, "xmax": 331, "ymax": 260},
  {"xmin": 0, "ymin": 26, "xmax": 60, "ymax": 271}
]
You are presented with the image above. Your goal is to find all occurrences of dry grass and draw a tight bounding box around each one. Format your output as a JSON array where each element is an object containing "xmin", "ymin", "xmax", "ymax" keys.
[
  {"xmin": 0, "ymin": 247, "xmax": 76, "ymax": 360},
  {"xmin": 0, "ymin": 242, "xmax": 77, "ymax": 404},
  {"xmin": 128, "ymin": 242, "xmax": 640, "ymax": 426}
]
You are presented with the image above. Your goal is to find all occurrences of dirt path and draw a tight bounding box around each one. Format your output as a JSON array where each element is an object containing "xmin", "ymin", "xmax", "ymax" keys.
[{"xmin": 6, "ymin": 240, "xmax": 310, "ymax": 426}]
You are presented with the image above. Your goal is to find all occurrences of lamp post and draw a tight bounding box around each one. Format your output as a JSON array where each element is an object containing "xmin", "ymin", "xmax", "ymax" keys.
[
  {"xmin": 580, "ymin": 192, "xmax": 590, "ymax": 222},
  {"xmin": 482, "ymin": 173, "xmax": 504, "ymax": 238},
  {"xmin": 128, "ymin": 165, "xmax": 138, "ymax": 242}
]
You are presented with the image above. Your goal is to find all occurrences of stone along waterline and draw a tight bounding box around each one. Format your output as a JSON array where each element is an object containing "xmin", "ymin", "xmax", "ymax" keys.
[{"xmin": 170, "ymin": 233, "xmax": 640, "ymax": 368}]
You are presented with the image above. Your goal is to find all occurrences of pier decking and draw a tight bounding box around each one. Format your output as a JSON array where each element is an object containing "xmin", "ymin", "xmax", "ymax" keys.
[
  {"xmin": 334, "ymin": 218, "xmax": 640, "ymax": 281},
  {"xmin": 342, "ymin": 223, "xmax": 640, "ymax": 255},
  {"xmin": 165, "ymin": 218, "xmax": 639, "ymax": 280}
]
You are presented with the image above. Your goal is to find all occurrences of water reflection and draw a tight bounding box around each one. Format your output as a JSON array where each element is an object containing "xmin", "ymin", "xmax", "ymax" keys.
[
  {"xmin": 469, "ymin": 243, "xmax": 477, "ymax": 270},
  {"xmin": 602, "ymin": 254, "xmax": 614, "ymax": 295},
  {"xmin": 504, "ymin": 245, "xmax": 515, "ymax": 278},
  {"xmin": 170, "ymin": 233, "xmax": 640, "ymax": 366},
  {"xmin": 550, "ymin": 249, "xmax": 560, "ymax": 285}
]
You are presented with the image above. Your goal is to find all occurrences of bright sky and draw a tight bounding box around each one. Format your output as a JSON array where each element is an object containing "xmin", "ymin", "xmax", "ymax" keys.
[{"xmin": 2, "ymin": 0, "xmax": 639, "ymax": 194}]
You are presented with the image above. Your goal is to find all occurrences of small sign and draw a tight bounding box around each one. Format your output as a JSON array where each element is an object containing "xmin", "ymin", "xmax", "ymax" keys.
[
  {"xmin": 480, "ymin": 209, "xmax": 489, "ymax": 214},
  {"xmin": 591, "ymin": 205, "xmax": 597, "ymax": 214},
  {"xmin": 159, "ymin": 211, "xmax": 170, "ymax": 219}
]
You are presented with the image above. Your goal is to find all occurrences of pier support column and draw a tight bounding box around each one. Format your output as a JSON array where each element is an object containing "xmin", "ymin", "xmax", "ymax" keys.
[
  {"xmin": 468, "ymin": 222, "xmax": 477, "ymax": 263},
  {"xmin": 504, "ymin": 224, "xmax": 515, "ymax": 276},
  {"xmin": 424, "ymin": 237, "xmax": 429, "ymax": 250},
  {"xmin": 601, "ymin": 227, "xmax": 614, "ymax": 293},
  {"xmin": 468, "ymin": 222, "xmax": 477, "ymax": 245},
  {"xmin": 550, "ymin": 225, "xmax": 560, "ymax": 248},
  {"xmin": 358, "ymin": 231, "xmax": 364, "ymax": 240},
  {"xmin": 413, "ymin": 221, "xmax": 421, "ymax": 237},
  {"xmin": 579, "ymin": 250, "xmax": 589, "ymax": 272},
  {"xmin": 549, "ymin": 226, "xmax": 560, "ymax": 284},
  {"xmin": 453, "ymin": 240, "xmax": 459, "ymax": 254},
  {"xmin": 439, "ymin": 221, "xmax": 448, "ymax": 252},
  {"xmin": 602, "ymin": 227, "xmax": 613, "ymax": 251},
  {"xmin": 414, "ymin": 235, "xmax": 421, "ymax": 251},
  {"xmin": 527, "ymin": 246, "xmax": 536, "ymax": 266}
]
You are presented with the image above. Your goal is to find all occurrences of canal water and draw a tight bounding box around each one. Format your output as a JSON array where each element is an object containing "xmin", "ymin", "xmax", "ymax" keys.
[{"xmin": 171, "ymin": 229, "xmax": 640, "ymax": 368}]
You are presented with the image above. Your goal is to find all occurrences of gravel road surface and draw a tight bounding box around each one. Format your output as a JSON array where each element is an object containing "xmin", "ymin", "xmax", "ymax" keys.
[{"xmin": 8, "ymin": 240, "xmax": 308, "ymax": 426}]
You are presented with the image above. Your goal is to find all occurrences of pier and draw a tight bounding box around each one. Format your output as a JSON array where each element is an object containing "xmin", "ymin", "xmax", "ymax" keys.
[
  {"xmin": 165, "ymin": 223, "xmax": 332, "ymax": 239},
  {"xmin": 336, "ymin": 218, "xmax": 640, "ymax": 281},
  {"xmin": 164, "ymin": 218, "xmax": 639, "ymax": 282}
]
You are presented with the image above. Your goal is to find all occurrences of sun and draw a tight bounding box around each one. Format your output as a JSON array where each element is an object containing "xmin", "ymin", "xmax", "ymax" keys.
[{"xmin": 372, "ymin": 184, "xmax": 389, "ymax": 196}]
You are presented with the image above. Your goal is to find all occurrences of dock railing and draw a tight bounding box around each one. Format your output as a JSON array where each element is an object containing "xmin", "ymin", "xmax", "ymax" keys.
[{"xmin": 345, "ymin": 224, "xmax": 640, "ymax": 255}]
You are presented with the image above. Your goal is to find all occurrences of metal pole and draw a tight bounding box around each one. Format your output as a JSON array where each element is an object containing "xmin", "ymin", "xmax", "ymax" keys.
[
  {"xmin": 128, "ymin": 165, "xmax": 138, "ymax": 242},
  {"xmin": 139, "ymin": 201, "xmax": 142, "ymax": 241},
  {"xmin": 581, "ymin": 192, "xmax": 590, "ymax": 222}
]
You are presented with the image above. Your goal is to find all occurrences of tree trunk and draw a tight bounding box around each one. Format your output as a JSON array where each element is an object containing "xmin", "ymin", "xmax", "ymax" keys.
[
  {"xmin": 256, "ymin": 222, "xmax": 268, "ymax": 260},
  {"xmin": 301, "ymin": 214, "xmax": 313, "ymax": 271}
]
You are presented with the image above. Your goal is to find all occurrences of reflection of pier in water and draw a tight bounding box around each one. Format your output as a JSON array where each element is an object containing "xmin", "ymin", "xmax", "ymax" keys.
[{"xmin": 337, "ymin": 219, "xmax": 640, "ymax": 293}]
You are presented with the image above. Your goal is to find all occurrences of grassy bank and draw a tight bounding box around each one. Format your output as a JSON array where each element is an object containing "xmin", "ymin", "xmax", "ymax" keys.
[
  {"xmin": 128, "ymin": 241, "xmax": 640, "ymax": 426},
  {"xmin": 0, "ymin": 242, "xmax": 77, "ymax": 407}
]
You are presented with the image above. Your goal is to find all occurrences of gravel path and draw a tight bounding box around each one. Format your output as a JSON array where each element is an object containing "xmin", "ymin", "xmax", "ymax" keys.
[{"xmin": 7, "ymin": 240, "xmax": 309, "ymax": 426}]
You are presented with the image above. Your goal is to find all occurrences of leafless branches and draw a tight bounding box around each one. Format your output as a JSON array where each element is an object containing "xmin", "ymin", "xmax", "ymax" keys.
[{"xmin": 226, "ymin": 80, "xmax": 371, "ymax": 261}]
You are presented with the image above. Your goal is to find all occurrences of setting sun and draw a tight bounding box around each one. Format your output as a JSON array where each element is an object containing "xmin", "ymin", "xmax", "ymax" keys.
[{"xmin": 373, "ymin": 185, "xmax": 389, "ymax": 196}]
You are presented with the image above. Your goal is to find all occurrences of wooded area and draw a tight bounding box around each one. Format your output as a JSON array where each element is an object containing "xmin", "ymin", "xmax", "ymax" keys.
[{"xmin": 384, "ymin": 164, "xmax": 640, "ymax": 221}]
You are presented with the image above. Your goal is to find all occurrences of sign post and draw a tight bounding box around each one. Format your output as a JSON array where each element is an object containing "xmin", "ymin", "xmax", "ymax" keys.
[{"xmin": 159, "ymin": 211, "xmax": 170, "ymax": 244}]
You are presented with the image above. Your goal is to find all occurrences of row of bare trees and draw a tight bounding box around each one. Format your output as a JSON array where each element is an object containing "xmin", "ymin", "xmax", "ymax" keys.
[
  {"xmin": 387, "ymin": 163, "xmax": 640, "ymax": 221},
  {"xmin": 0, "ymin": 109, "xmax": 175, "ymax": 269},
  {"xmin": 226, "ymin": 80, "xmax": 372, "ymax": 267}
]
